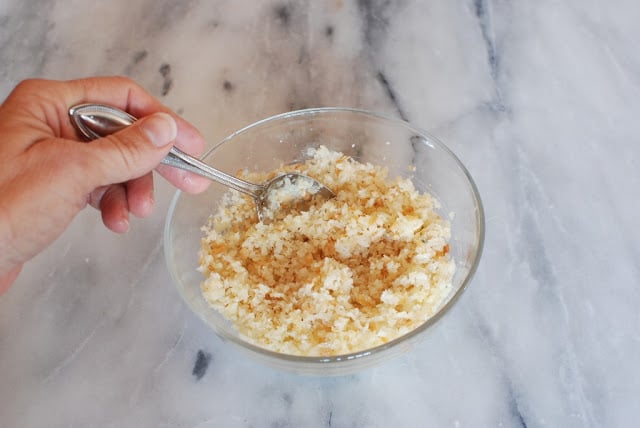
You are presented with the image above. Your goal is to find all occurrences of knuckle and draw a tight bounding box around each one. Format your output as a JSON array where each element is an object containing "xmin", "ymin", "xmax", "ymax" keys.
[
  {"xmin": 5, "ymin": 79, "xmax": 43, "ymax": 106},
  {"xmin": 14, "ymin": 78, "xmax": 43, "ymax": 91},
  {"xmin": 11, "ymin": 79, "xmax": 52, "ymax": 98},
  {"xmin": 111, "ymin": 75, "xmax": 135, "ymax": 86}
]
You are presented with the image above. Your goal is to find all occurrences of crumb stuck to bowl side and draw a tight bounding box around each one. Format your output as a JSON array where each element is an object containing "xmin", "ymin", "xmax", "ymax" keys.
[{"xmin": 197, "ymin": 145, "xmax": 455, "ymax": 357}]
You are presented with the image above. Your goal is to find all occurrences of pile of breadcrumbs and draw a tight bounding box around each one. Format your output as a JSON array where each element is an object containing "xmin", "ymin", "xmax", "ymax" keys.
[{"xmin": 198, "ymin": 146, "xmax": 455, "ymax": 356}]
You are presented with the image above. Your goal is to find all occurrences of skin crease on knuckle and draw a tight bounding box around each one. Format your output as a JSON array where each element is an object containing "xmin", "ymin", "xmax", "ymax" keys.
[{"xmin": 11, "ymin": 80, "xmax": 68, "ymax": 134}]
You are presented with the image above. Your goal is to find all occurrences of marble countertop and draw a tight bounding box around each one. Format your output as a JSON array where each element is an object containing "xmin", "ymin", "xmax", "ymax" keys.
[{"xmin": 1, "ymin": 1, "xmax": 638, "ymax": 426}]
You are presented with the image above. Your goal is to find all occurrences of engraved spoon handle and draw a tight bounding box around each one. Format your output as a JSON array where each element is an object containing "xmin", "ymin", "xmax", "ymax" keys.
[{"xmin": 68, "ymin": 103, "xmax": 264, "ymax": 198}]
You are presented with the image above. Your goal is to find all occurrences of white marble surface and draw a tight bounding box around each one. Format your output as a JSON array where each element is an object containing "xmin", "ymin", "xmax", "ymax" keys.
[{"xmin": 1, "ymin": 0, "xmax": 639, "ymax": 426}]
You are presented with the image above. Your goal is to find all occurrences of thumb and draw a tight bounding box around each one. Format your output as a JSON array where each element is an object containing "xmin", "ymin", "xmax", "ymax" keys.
[{"xmin": 83, "ymin": 112, "xmax": 177, "ymax": 187}]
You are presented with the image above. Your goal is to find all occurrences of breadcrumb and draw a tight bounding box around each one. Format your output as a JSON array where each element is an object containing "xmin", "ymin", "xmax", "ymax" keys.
[{"xmin": 198, "ymin": 146, "xmax": 454, "ymax": 356}]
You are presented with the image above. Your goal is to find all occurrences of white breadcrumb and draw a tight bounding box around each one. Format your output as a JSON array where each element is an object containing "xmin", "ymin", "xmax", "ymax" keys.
[{"xmin": 198, "ymin": 146, "xmax": 454, "ymax": 356}]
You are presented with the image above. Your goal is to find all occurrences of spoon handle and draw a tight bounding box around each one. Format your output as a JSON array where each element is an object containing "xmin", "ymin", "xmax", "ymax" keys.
[{"xmin": 68, "ymin": 104, "xmax": 263, "ymax": 198}]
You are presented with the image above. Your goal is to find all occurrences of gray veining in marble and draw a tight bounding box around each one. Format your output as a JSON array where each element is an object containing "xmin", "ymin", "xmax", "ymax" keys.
[{"xmin": 1, "ymin": 0, "xmax": 639, "ymax": 426}]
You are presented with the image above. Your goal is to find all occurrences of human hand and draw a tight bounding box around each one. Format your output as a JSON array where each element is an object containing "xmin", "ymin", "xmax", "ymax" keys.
[{"xmin": 0, "ymin": 77, "xmax": 210, "ymax": 293}]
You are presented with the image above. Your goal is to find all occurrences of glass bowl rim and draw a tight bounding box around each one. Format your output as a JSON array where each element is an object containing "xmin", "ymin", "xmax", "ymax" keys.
[{"xmin": 164, "ymin": 107, "xmax": 485, "ymax": 366}]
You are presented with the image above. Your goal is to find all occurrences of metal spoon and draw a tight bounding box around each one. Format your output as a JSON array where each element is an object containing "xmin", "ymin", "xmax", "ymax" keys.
[{"xmin": 68, "ymin": 103, "xmax": 335, "ymax": 223}]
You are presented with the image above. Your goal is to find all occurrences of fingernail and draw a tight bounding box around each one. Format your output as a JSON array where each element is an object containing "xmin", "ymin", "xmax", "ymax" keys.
[
  {"xmin": 114, "ymin": 218, "xmax": 130, "ymax": 234},
  {"xmin": 140, "ymin": 112, "xmax": 178, "ymax": 147}
]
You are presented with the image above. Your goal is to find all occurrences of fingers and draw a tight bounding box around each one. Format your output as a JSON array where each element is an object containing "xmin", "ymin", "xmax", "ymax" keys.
[
  {"xmin": 80, "ymin": 113, "xmax": 174, "ymax": 231},
  {"xmin": 63, "ymin": 77, "xmax": 210, "ymax": 194},
  {"xmin": 88, "ymin": 185, "xmax": 109, "ymax": 210},
  {"xmin": 99, "ymin": 184, "xmax": 130, "ymax": 233},
  {"xmin": 6, "ymin": 77, "xmax": 167, "ymax": 139},
  {"xmin": 70, "ymin": 112, "xmax": 173, "ymax": 232},
  {"xmin": 3, "ymin": 77, "xmax": 156, "ymax": 140},
  {"xmin": 4, "ymin": 77, "xmax": 210, "ymax": 188},
  {"xmin": 126, "ymin": 173, "xmax": 155, "ymax": 218},
  {"xmin": 89, "ymin": 173, "xmax": 154, "ymax": 233},
  {"xmin": 81, "ymin": 111, "xmax": 209, "ymax": 194},
  {"xmin": 4, "ymin": 77, "xmax": 210, "ymax": 240},
  {"xmin": 155, "ymin": 164, "xmax": 211, "ymax": 193},
  {"xmin": 79, "ymin": 112, "xmax": 176, "ymax": 189},
  {"xmin": 66, "ymin": 77, "xmax": 208, "ymax": 163}
]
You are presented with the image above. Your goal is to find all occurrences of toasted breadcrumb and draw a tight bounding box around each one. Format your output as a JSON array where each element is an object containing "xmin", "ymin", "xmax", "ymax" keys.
[{"xmin": 198, "ymin": 146, "xmax": 454, "ymax": 356}]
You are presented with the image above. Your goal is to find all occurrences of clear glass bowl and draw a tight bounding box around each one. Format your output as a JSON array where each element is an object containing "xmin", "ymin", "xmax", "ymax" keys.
[{"xmin": 164, "ymin": 108, "xmax": 484, "ymax": 375}]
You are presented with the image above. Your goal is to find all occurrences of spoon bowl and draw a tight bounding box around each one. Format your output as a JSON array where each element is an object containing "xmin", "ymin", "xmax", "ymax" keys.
[
  {"xmin": 256, "ymin": 172, "xmax": 336, "ymax": 223},
  {"xmin": 68, "ymin": 103, "xmax": 335, "ymax": 222}
]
